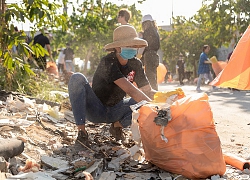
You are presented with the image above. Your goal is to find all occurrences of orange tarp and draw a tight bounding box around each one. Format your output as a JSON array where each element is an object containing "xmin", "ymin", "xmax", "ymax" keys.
[{"xmin": 210, "ymin": 25, "xmax": 250, "ymax": 90}]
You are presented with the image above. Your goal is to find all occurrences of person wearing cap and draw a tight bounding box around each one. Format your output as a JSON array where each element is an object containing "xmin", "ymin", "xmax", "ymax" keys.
[
  {"xmin": 141, "ymin": 14, "xmax": 160, "ymax": 90},
  {"xmin": 68, "ymin": 25, "xmax": 157, "ymax": 146},
  {"xmin": 33, "ymin": 29, "xmax": 54, "ymax": 70},
  {"xmin": 117, "ymin": 8, "xmax": 131, "ymax": 25},
  {"xmin": 63, "ymin": 43, "xmax": 75, "ymax": 72}
]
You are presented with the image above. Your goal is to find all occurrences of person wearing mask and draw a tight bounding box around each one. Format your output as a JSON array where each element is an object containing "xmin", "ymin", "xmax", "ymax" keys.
[
  {"xmin": 141, "ymin": 14, "xmax": 160, "ymax": 90},
  {"xmin": 68, "ymin": 25, "xmax": 156, "ymax": 146}
]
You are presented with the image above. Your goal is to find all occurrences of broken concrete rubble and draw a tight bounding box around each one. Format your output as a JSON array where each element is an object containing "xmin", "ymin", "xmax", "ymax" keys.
[
  {"xmin": 0, "ymin": 90, "xmax": 249, "ymax": 180},
  {"xmin": 0, "ymin": 139, "xmax": 24, "ymax": 160}
]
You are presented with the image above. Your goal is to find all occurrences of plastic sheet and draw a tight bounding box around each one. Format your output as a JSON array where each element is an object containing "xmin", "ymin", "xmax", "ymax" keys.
[{"xmin": 138, "ymin": 93, "xmax": 226, "ymax": 179}]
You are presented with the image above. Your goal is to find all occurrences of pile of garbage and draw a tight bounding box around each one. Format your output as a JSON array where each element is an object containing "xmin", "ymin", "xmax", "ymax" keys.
[{"xmin": 0, "ymin": 90, "xmax": 250, "ymax": 180}]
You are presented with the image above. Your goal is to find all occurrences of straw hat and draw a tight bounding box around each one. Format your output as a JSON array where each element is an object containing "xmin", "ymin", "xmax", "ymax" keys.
[{"xmin": 104, "ymin": 25, "xmax": 148, "ymax": 51}]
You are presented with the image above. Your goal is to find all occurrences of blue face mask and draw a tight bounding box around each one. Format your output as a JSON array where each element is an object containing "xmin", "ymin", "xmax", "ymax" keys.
[{"xmin": 120, "ymin": 48, "xmax": 137, "ymax": 60}]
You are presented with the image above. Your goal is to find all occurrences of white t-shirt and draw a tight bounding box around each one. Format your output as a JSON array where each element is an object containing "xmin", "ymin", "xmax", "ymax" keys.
[{"xmin": 58, "ymin": 50, "xmax": 65, "ymax": 64}]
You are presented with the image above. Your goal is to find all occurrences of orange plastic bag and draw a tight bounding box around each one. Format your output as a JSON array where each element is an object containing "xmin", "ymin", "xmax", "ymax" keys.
[
  {"xmin": 210, "ymin": 56, "xmax": 227, "ymax": 76},
  {"xmin": 157, "ymin": 63, "xmax": 167, "ymax": 84},
  {"xmin": 223, "ymin": 153, "xmax": 250, "ymax": 171},
  {"xmin": 46, "ymin": 61, "xmax": 58, "ymax": 76},
  {"xmin": 212, "ymin": 61, "xmax": 227, "ymax": 76},
  {"xmin": 138, "ymin": 93, "xmax": 226, "ymax": 179}
]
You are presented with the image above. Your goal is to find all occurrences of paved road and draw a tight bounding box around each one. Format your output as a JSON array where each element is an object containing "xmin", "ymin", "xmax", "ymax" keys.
[{"xmin": 158, "ymin": 82, "xmax": 250, "ymax": 155}]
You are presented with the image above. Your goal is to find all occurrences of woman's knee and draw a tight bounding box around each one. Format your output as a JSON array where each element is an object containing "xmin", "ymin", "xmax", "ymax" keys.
[{"xmin": 69, "ymin": 73, "xmax": 88, "ymax": 86}]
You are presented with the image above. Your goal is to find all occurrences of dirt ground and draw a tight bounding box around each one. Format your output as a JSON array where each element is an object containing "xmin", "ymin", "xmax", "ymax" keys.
[{"xmin": 1, "ymin": 81, "xmax": 250, "ymax": 180}]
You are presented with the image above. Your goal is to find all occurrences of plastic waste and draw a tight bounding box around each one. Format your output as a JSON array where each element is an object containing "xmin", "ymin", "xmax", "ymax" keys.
[{"xmin": 223, "ymin": 153, "xmax": 250, "ymax": 171}]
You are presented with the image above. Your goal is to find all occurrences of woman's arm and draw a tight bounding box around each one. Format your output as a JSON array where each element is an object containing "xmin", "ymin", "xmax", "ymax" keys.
[{"xmin": 114, "ymin": 77, "xmax": 152, "ymax": 102}]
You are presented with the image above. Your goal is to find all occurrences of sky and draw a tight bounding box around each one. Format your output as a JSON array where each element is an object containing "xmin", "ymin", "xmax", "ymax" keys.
[
  {"xmin": 13, "ymin": 0, "xmax": 203, "ymax": 31},
  {"xmin": 111, "ymin": 0, "xmax": 203, "ymax": 25}
]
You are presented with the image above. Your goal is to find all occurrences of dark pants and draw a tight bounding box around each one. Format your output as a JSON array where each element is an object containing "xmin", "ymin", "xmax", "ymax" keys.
[
  {"xmin": 178, "ymin": 70, "xmax": 185, "ymax": 85},
  {"xmin": 35, "ymin": 56, "xmax": 47, "ymax": 70},
  {"xmin": 68, "ymin": 73, "xmax": 137, "ymax": 127},
  {"xmin": 58, "ymin": 63, "xmax": 64, "ymax": 73}
]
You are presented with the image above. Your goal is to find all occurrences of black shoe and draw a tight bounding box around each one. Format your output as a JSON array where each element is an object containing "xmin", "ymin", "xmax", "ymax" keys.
[
  {"xmin": 109, "ymin": 123, "xmax": 125, "ymax": 141},
  {"xmin": 76, "ymin": 130, "xmax": 89, "ymax": 147}
]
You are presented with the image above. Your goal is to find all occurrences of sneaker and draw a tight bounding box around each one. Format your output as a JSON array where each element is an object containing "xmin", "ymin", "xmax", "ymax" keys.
[
  {"xmin": 76, "ymin": 130, "xmax": 89, "ymax": 147},
  {"xmin": 196, "ymin": 88, "xmax": 202, "ymax": 92},
  {"xmin": 109, "ymin": 123, "xmax": 125, "ymax": 141},
  {"xmin": 212, "ymin": 86, "xmax": 218, "ymax": 91}
]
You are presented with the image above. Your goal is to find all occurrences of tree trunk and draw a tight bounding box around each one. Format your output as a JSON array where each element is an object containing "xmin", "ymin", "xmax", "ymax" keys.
[
  {"xmin": 0, "ymin": 0, "xmax": 5, "ymax": 51},
  {"xmin": 83, "ymin": 45, "xmax": 93, "ymax": 74}
]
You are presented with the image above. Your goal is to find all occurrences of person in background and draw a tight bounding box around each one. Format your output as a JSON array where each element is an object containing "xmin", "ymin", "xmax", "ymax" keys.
[
  {"xmin": 196, "ymin": 45, "xmax": 215, "ymax": 92},
  {"xmin": 117, "ymin": 8, "xmax": 131, "ymax": 25},
  {"xmin": 63, "ymin": 43, "xmax": 75, "ymax": 72},
  {"xmin": 227, "ymin": 44, "xmax": 237, "ymax": 63},
  {"xmin": 57, "ymin": 48, "xmax": 65, "ymax": 73},
  {"xmin": 33, "ymin": 28, "xmax": 54, "ymax": 70},
  {"xmin": 68, "ymin": 25, "xmax": 156, "ymax": 146},
  {"xmin": 176, "ymin": 53, "xmax": 185, "ymax": 85},
  {"xmin": 141, "ymin": 14, "xmax": 160, "ymax": 90}
]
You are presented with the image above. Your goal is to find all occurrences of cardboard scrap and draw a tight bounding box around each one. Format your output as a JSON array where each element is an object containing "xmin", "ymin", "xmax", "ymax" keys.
[
  {"xmin": 41, "ymin": 156, "xmax": 70, "ymax": 170},
  {"xmin": 99, "ymin": 171, "xmax": 116, "ymax": 180}
]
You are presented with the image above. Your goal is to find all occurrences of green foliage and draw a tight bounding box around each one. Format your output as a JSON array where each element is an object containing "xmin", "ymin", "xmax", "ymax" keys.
[
  {"xmin": 25, "ymin": 72, "xmax": 67, "ymax": 102},
  {"xmin": 6, "ymin": 0, "xmax": 67, "ymax": 30},
  {"xmin": 197, "ymin": 0, "xmax": 249, "ymax": 47},
  {"xmin": 52, "ymin": 1, "xmax": 143, "ymax": 75},
  {"xmin": 2, "ymin": 0, "xmax": 249, "ymax": 97},
  {"xmin": 0, "ymin": 0, "xmax": 67, "ymax": 92},
  {"xmin": 160, "ymin": 0, "xmax": 250, "ymax": 77}
]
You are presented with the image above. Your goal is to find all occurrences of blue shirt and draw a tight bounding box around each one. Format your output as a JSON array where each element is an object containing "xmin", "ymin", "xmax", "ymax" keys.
[{"xmin": 198, "ymin": 52, "xmax": 210, "ymax": 75}]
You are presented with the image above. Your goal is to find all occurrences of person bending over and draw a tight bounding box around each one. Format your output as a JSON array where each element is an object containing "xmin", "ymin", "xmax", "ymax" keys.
[{"xmin": 68, "ymin": 25, "xmax": 156, "ymax": 145}]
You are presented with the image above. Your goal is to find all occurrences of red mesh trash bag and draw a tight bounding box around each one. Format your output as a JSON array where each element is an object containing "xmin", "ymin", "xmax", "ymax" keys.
[{"xmin": 138, "ymin": 93, "xmax": 226, "ymax": 179}]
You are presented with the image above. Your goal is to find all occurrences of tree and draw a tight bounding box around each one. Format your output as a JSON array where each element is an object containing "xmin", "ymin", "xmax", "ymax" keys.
[
  {"xmin": 160, "ymin": 0, "xmax": 250, "ymax": 78},
  {"xmin": 52, "ymin": 1, "xmax": 143, "ymax": 75},
  {"xmin": 197, "ymin": 0, "xmax": 250, "ymax": 47},
  {"xmin": 0, "ymin": 0, "xmax": 67, "ymax": 91}
]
